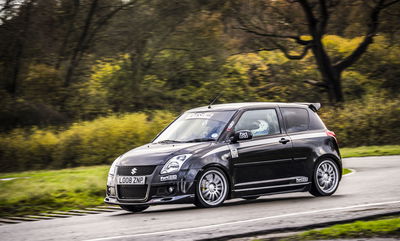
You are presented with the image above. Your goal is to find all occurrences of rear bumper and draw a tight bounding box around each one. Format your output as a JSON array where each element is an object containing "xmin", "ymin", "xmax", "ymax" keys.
[{"xmin": 104, "ymin": 194, "xmax": 194, "ymax": 206}]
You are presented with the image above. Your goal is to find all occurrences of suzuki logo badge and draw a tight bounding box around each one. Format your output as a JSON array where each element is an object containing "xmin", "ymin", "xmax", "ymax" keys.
[{"xmin": 131, "ymin": 168, "xmax": 137, "ymax": 175}]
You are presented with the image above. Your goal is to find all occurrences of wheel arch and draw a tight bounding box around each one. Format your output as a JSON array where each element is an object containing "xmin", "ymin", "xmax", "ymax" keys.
[
  {"xmin": 314, "ymin": 154, "xmax": 343, "ymax": 180},
  {"xmin": 194, "ymin": 163, "xmax": 233, "ymax": 199}
]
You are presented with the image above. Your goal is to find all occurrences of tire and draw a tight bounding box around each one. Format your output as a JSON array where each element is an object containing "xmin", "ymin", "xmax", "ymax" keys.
[
  {"xmin": 242, "ymin": 196, "xmax": 260, "ymax": 200},
  {"xmin": 194, "ymin": 167, "xmax": 229, "ymax": 208},
  {"xmin": 119, "ymin": 205, "xmax": 149, "ymax": 213},
  {"xmin": 309, "ymin": 158, "xmax": 340, "ymax": 197}
]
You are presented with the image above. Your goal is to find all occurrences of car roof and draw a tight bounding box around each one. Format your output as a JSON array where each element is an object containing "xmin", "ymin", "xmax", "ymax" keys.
[{"xmin": 187, "ymin": 102, "xmax": 315, "ymax": 112}]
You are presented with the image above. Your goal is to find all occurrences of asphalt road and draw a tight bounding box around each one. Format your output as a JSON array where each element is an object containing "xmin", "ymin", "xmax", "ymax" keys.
[{"xmin": 1, "ymin": 155, "xmax": 400, "ymax": 241}]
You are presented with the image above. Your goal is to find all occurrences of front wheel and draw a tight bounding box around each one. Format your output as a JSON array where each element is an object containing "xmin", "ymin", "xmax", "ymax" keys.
[
  {"xmin": 119, "ymin": 205, "xmax": 149, "ymax": 213},
  {"xmin": 194, "ymin": 167, "xmax": 229, "ymax": 208},
  {"xmin": 309, "ymin": 159, "xmax": 340, "ymax": 197}
]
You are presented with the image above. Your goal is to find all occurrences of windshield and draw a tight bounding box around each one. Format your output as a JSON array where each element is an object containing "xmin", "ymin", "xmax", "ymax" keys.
[{"xmin": 153, "ymin": 111, "xmax": 235, "ymax": 143}]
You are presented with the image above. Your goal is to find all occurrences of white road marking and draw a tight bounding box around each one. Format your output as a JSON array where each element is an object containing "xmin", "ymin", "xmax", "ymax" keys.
[{"xmin": 85, "ymin": 200, "xmax": 400, "ymax": 241}]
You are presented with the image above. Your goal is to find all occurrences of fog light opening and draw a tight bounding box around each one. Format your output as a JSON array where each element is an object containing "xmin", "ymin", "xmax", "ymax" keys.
[
  {"xmin": 168, "ymin": 186, "xmax": 175, "ymax": 194},
  {"xmin": 109, "ymin": 186, "xmax": 116, "ymax": 196}
]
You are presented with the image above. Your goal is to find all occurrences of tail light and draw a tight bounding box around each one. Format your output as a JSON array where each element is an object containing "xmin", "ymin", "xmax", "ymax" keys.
[
  {"xmin": 326, "ymin": 130, "xmax": 336, "ymax": 138},
  {"xmin": 326, "ymin": 130, "xmax": 337, "ymax": 143}
]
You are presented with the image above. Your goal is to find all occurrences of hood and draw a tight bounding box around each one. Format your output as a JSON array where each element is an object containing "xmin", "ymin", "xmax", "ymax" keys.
[{"xmin": 118, "ymin": 142, "xmax": 213, "ymax": 166}]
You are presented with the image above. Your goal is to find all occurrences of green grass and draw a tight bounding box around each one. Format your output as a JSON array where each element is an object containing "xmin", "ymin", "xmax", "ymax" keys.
[
  {"xmin": 341, "ymin": 145, "xmax": 400, "ymax": 158},
  {"xmin": 0, "ymin": 165, "xmax": 109, "ymax": 217},
  {"xmin": 342, "ymin": 168, "xmax": 351, "ymax": 175},
  {"xmin": 0, "ymin": 166, "xmax": 352, "ymax": 218},
  {"xmin": 0, "ymin": 144, "xmax": 396, "ymax": 218},
  {"xmin": 284, "ymin": 216, "xmax": 400, "ymax": 240}
]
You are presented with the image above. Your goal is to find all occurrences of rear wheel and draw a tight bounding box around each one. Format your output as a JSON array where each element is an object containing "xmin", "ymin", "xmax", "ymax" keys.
[
  {"xmin": 195, "ymin": 167, "xmax": 229, "ymax": 208},
  {"xmin": 119, "ymin": 205, "xmax": 149, "ymax": 213},
  {"xmin": 309, "ymin": 159, "xmax": 340, "ymax": 197}
]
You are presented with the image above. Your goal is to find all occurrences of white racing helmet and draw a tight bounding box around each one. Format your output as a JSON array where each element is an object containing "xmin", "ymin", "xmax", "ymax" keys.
[{"xmin": 251, "ymin": 120, "xmax": 269, "ymax": 136}]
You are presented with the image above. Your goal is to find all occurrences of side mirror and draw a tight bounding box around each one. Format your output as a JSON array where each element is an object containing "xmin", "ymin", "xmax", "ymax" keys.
[{"xmin": 230, "ymin": 130, "xmax": 253, "ymax": 143}]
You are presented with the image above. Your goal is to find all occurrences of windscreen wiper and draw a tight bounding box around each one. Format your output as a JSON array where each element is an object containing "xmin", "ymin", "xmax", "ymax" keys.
[
  {"xmin": 186, "ymin": 138, "xmax": 216, "ymax": 143},
  {"xmin": 157, "ymin": 140, "xmax": 182, "ymax": 144}
]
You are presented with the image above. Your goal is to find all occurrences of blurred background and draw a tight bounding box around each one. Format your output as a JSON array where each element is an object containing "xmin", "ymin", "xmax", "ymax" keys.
[
  {"xmin": 0, "ymin": 0, "xmax": 399, "ymax": 222},
  {"xmin": 0, "ymin": 0, "xmax": 399, "ymax": 170}
]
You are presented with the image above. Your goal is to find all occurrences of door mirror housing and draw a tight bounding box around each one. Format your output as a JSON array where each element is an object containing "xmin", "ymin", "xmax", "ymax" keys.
[{"xmin": 230, "ymin": 130, "xmax": 253, "ymax": 143}]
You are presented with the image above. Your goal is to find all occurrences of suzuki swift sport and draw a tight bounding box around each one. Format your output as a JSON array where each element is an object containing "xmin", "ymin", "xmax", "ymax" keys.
[{"xmin": 105, "ymin": 102, "xmax": 342, "ymax": 212}]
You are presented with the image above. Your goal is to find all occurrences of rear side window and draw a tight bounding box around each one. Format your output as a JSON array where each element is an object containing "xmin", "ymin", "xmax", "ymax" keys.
[
  {"xmin": 235, "ymin": 109, "xmax": 281, "ymax": 137},
  {"xmin": 281, "ymin": 108, "xmax": 309, "ymax": 133},
  {"xmin": 309, "ymin": 111, "xmax": 326, "ymax": 130}
]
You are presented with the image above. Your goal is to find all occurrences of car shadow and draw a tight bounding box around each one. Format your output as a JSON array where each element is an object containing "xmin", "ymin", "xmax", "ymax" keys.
[{"xmin": 110, "ymin": 194, "xmax": 338, "ymax": 216}]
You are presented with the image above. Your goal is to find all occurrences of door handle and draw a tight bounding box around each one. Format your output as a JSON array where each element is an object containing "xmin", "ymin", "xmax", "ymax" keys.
[{"xmin": 279, "ymin": 138, "xmax": 290, "ymax": 144}]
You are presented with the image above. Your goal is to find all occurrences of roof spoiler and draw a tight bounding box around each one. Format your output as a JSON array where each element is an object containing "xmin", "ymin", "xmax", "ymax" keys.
[{"xmin": 295, "ymin": 102, "xmax": 321, "ymax": 112}]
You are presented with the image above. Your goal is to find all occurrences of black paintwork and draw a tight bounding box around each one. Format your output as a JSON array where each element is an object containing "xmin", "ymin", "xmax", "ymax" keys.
[{"xmin": 104, "ymin": 102, "xmax": 341, "ymax": 206}]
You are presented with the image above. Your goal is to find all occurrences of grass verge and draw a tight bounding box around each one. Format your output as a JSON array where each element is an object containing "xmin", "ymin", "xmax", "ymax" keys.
[
  {"xmin": 282, "ymin": 216, "xmax": 400, "ymax": 240},
  {"xmin": 342, "ymin": 168, "xmax": 351, "ymax": 175},
  {"xmin": 0, "ymin": 165, "xmax": 108, "ymax": 217},
  {"xmin": 0, "ymin": 166, "xmax": 352, "ymax": 218},
  {"xmin": 341, "ymin": 145, "xmax": 400, "ymax": 158}
]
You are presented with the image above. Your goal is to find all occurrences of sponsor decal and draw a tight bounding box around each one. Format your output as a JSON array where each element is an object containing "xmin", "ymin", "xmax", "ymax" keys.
[
  {"xmin": 186, "ymin": 112, "xmax": 214, "ymax": 119},
  {"xmin": 228, "ymin": 145, "xmax": 239, "ymax": 158},
  {"xmin": 227, "ymin": 121, "xmax": 235, "ymax": 131},
  {"xmin": 239, "ymin": 132, "xmax": 249, "ymax": 139},
  {"xmin": 296, "ymin": 177, "xmax": 308, "ymax": 183},
  {"xmin": 160, "ymin": 175, "xmax": 178, "ymax": 182}
]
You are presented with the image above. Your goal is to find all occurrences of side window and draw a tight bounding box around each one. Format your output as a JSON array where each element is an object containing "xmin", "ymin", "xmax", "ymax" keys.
[
  {"xmin": 281, "ymin": 108, "xmax": 309, "ymax": 133},
  {"xmin": 235, "ymin": 109, "xmax": 281, "ymax": 137},
  {"xmin": 309, "ymin": 111, "xmax": 326, "ymax": 130}
]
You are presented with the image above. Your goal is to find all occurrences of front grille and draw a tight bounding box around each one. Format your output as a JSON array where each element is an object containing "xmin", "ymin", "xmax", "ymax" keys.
[
  {"xmin": 117, "ymin": 185, "xmax": 148, "ymax": 200},
  {"xmin": 117, "ymin": 166, "xmax": 156, "ymax": 176}
]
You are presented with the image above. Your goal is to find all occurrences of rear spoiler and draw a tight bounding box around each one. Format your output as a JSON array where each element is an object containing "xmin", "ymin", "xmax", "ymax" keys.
[{"xmin": 295, "ymin": 102, "xmax": 321, "ymax": 112}]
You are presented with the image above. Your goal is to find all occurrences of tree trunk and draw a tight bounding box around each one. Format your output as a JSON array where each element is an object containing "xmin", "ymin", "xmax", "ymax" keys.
[
  {"xmin": 55, "ymin": 0, "xmax": 81, "ymax": 70},
  {"xmin": 9, "ymin": 0, "xmax": 33, "ymax": 96},
  {"xmin": 310, "ymin": 37, "xmax": 344, "ymax": 103},
  {"xmin": 64, "ymin": 0, "xmax": 98, "ymax": 87}
]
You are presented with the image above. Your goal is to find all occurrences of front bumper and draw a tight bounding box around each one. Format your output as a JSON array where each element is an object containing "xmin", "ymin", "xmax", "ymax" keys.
[
  {"xmin": 105, "ymin": 166, "xmax": 200, "ymax": 206},
  {"xmin": 104, "ymin": 194, "xmax": 194, "ymax": 206}
]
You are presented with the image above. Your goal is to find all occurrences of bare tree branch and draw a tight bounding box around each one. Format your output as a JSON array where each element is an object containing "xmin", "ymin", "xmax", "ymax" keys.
[
  {"xmin": 382, "ymin": 0, "xmax": 400, "ymax": 7},
  {"xmin": 297, "ymin": 0, "xmax": 319, "ymax": 37},
  {"xmin": 78, "ymin": 0, "xmax": 141, "ymax": 61},
  {"xmin": 334, "ymin": 0, "xmax": 400, "ymax": 71},
  {"xmin": 272, "ymin": 40, "xmax": 312, "ymax": 60},
  {"xmin": 234, "ymin": 26, "xmax": 311, "ymax": 45},
  {"xmin": 304, "ymin": 79, "xmax": 329, "ymax": 88}
]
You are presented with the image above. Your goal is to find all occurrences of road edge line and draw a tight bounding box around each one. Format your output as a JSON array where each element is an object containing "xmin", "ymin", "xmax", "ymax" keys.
[
  {"xmin": 197, "ymin": 210, "xmax": 400, "ymax": 241},
  {"xmin": 84, "ymin": 200, "xmax": 400, "ymax": 241}
]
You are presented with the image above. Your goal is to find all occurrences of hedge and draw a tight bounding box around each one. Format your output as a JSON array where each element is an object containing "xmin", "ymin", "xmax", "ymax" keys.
[
  {"xmin": 0, "ymin": 95, "xmax": 399, "ymax": 172},
  {"xmin": 0, "ymin": 111, "xmax": 175, "ymax": 172}
]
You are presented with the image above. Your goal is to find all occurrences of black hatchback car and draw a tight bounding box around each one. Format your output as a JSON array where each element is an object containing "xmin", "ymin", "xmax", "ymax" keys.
[{"xmin": 105, "ymin": 102, "xmax": 342, "ymax": 212}]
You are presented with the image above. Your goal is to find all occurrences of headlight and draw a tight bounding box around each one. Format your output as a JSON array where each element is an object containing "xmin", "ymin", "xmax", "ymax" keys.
[
  {"xmin": 160, "ymin": 154, "xmax": 192, "ymax": 174},
  {"xmin": 107, "ymin": 156, "xmax": 120, "ymax": 186}
]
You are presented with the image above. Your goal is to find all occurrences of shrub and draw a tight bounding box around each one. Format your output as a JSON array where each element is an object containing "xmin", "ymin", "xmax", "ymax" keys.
[
  {"xmin": 0, "ymin": 96, "xmax": 399, "ymax": 172},
  {"xmin": 320, "ymin": 94, "xmax": 400, "ymax": 147},
  {"xmin": 0, "ymin": 111, "xmax": 175, "ymax": 172}
]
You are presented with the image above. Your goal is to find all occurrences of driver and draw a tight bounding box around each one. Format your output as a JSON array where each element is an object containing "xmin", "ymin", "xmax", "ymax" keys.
[{"xmin": 251, "ymin": 120, "xmax": 269, "ymax": 136}]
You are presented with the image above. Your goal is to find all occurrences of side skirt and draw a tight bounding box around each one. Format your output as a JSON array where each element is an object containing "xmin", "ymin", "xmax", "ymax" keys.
[{"xmin": 232, "ymin": 184, "xmax": 311, "ymax": 199}]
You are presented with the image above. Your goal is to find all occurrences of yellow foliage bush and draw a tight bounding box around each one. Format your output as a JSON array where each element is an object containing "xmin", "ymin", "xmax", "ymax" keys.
[
  {"xmin": 1, "ymin": 95, "xmax": 399, "ymax": 172},
  {"xmin": 320, "ymin": 94, "xmax": 400, "ymax": 147},
  {"xmin": 0, "ymin": 111, "xmax": 175, "ymax": 172}
]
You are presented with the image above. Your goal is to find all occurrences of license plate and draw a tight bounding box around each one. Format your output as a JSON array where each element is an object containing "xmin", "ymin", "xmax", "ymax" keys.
[{"xmin": 117, "ymin": 176, "xmax": 145, "ymax": 185}]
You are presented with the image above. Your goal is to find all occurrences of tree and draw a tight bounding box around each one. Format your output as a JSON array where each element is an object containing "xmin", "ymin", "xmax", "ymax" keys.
[
  {"xmin": 231, "ymin": 0, "xmax": 400, "ymax": 103},
  {"xmin": 63, "ymin": 0, "xmax": 142, "ymax": 87}
]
